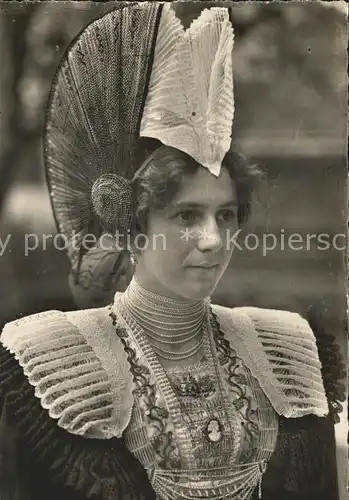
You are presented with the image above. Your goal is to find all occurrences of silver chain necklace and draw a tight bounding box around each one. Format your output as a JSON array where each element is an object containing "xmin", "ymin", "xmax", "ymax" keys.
[
  {"xmin": 118, "ymin": 278, "xmax": 208, "ymax": 360},
  {"xmin": 151, "ymin": 333, "xmax": 205, "ymax": 360}
]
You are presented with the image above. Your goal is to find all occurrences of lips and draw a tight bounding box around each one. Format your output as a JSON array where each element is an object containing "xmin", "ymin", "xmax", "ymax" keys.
[{"xmin": 190, "ymin": 263, "xmax": 219, "ymax": 269}]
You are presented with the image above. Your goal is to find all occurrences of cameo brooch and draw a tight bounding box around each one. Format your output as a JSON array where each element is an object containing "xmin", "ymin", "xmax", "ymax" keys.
[{"xmin": 203, "ymin": 417, "xmax": 224, "ymax": 443}]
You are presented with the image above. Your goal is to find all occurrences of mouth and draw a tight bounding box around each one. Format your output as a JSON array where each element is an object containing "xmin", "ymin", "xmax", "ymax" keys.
[{"xmin": 189, "ymin": 263, "xmax": 220, "ymax": 269}]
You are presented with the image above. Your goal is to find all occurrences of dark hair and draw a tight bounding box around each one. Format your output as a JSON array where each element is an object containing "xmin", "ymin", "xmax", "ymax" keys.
[
  {"xmin": 70, "ymin": 141, "xmax": 264, "ymax": 305},
  {"xmin": 131, "ymin": 138, "xmax": 264, "ymax": 236}
]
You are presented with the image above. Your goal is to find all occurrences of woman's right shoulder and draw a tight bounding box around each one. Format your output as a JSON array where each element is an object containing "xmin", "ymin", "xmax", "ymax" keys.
[
  {"xmin": 0, "ymin": 309, "xmax": 79, "ymax": 393},
  {"xmin": 1, "ymin": 309, "xmax": 75, "ymax": 349},
  {"xmin": 0, "ymin": 305, "xmax": 121, "ymax": 357},
  {"xmin": 0, "ymin": 305, "xmax": 134, "ymax": 440},
  {"xmin": 0, "ymin": 308, "xmax": 156, "ymax": 500},
  {"xmin": 1, "ymin": 306, "xmax": 107, "ymax": 342},
  {"xmin": 0, "ymin": 308, "xmax": 99, "ymax": 374}
]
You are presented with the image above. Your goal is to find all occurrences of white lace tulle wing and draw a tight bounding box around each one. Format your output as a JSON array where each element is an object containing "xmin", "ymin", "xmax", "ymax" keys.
[{"xmin": 140, "ymin": 4, "xmax": 235, "ymax": 176}]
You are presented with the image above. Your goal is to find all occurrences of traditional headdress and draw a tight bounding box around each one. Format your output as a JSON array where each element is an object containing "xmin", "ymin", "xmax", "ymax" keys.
[
  {"xmin": 140, "ymin": 3, "xmax": 234, "ymax": 176},
  {"xmin": 44, "ymin": 2, "xmax": 235, "ymax": 299}
]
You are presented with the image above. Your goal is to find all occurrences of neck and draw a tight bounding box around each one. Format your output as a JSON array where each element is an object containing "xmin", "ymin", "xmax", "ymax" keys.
[{"xmin": 118, "ymin": 277, "xmax": 208, "ymax": 359}]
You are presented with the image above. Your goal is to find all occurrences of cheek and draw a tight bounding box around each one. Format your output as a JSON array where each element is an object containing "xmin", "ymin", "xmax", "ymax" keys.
[
  {"xmin": 151, "ymin": 222, "xmax": 193, "ymax": 256},
  {"xmin": 221, "ymin": 224, "xmax": 238, "ymax": 254},
  {"xmin": 165, "ymin": 237, "xmax": 193, "ymax": 271},
  {"xmin": 143, "ymin": 231, "xmax": 189, "ymax": 273}
]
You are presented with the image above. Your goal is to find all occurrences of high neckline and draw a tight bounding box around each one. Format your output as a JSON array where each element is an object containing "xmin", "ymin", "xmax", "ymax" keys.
[
  {"xmin": 130, "ymin": 276, "xmax": 207, "ymax": 308},
  {"xmin": 115, "ymin": 277, "xmax": 209, "ymax": 356}
]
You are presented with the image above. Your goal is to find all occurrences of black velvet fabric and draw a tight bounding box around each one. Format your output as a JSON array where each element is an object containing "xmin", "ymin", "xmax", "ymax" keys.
[
  {"xmin": 0, "ymin": 344, "xmax": 339, "ymax": 500},
  {"xmin": 261, "ymin": 414, "xmax": 339, "ymax": 500}
]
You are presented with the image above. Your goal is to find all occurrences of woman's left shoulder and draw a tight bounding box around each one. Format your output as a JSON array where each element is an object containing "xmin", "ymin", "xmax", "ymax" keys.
[
  {"xmin": 211, "ymin": 304, "xmax": 329, "ymax": 418},
  {"xmin": 236, "ymin": 305, "xmax": 318, "ymax": 344},
  {"xmin": 211, "ymin": 303, "xmax": 319, "ymax": 355}
]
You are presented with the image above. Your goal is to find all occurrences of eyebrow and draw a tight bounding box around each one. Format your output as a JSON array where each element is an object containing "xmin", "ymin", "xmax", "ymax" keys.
[{"xmin": 170, "ymin": 201, "xmax": 238, "ymax": 210}]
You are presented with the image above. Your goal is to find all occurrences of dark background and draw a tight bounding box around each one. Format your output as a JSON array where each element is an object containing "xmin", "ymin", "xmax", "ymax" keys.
[{"xmin": 0, "ymin": 1, "xmax": 347, "ymax": 496}]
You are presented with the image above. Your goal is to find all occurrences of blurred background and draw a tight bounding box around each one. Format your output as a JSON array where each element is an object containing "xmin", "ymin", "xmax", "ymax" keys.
[{"xmin": 0, "ymin": 1, "xmax": 347, "ymax": 497}]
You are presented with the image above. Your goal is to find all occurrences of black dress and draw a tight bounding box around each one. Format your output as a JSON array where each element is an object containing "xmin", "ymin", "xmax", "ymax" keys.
[{"xmin": 0, "ymin": 344, "xmax": 339, "ymax": 500}]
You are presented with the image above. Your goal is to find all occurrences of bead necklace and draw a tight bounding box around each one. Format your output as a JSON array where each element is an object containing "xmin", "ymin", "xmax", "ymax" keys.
[
  {"xmin": 139, "ymin": 327, "xmax": 200, "ymax": 344},
  {"xmin": 124, "ymin": 301, "xmax": 203, "ymax": 330},
  {"xmin": 118, "ymin": 277, "xmax": 208, "ymax": 361},
  {"xmin": 151, "ymin": 334, "xmax": 204, "ymax": 360},
  {"xmin": 129, "ymin": 277, "xmax": 205, "ymax": 313},
  {"xmin": 117, "ymin": 301, "xmax": 205, "ymax": 361}
]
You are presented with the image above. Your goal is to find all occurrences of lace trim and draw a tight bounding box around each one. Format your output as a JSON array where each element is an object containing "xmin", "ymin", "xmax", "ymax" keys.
[
  {"xmin": 0, "ymin": 345, "xmax": 156, "ymax": 500},
  {"xmin": 109, "ymin": 306, "xmax": 181, "ymax": 471},
  {"xmin": 165, "ymin": 355, "xmax": 208, "ymax": 374},
  {"xmin": 212, "ymin": 305, "xmax": 329, "ymax": 418},
  {"xmin": 0, "ymin": 304, "xmax": 328, "ymax": 442},
  {"xmin": 1, "ymin": 308, "xmax": 134, "ymax": 439}
]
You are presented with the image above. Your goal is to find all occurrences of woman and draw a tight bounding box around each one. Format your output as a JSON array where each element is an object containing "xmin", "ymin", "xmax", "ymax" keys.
[{"xmin": 0, "ymin": 3, "xmax": 340, "ymax": 500}]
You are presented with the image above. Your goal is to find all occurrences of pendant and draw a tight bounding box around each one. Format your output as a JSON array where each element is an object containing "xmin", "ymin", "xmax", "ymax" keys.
[
  {"xmin": 203, "ymin": 417, "xmax": 223, "ymax": 443},
  {"xmin": 171, "ymin": 373, "xmax": 216, "ymax": 398}
]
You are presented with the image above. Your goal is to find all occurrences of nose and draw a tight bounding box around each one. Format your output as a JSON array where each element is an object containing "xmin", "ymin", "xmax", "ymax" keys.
[{"xmin": 196, "ymin": 215, "xmax": 223, "ymax": 253}]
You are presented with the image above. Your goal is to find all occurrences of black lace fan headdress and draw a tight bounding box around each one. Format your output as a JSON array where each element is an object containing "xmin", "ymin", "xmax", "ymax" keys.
[
  {"xmin": 44, "ymin": 3, "xmax": 163, "ymax": 283},
  {"xmin": 44, "ymin": 1, "xmax": 236, "ymax": 292}
]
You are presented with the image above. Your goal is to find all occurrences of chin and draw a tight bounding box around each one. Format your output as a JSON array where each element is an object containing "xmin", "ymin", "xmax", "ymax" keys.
[{"xmin": 180, "ymin": 282, "xmax": 217, "ymax": 301}]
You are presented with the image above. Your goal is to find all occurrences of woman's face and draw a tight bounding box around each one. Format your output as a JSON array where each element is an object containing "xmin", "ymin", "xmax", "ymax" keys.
[{"xmin": 134, "ymin": 165, "xmax": 238, "ymax": 300}]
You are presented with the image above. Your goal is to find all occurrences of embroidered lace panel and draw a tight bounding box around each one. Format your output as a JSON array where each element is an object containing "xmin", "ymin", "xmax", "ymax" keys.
[{"xmin": 114, "ymin": 298, "xmax": 279, "ymax": 500}]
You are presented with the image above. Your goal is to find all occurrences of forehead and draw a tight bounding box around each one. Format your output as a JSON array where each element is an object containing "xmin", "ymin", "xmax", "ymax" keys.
[{"xmin": 172, "ymin": 165, "xmax": 237, "ymax": 206}]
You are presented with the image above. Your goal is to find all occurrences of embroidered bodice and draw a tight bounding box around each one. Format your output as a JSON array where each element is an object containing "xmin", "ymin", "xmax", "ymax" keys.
[
  {"xmin": 166, "ymin": 358, "xmax": 234, "ymax": 470},
  {"xmin": 0, "ymin": 297, "xmax": 329, "ymax": 500},
  {"xmin": 115, "ymin": 299, "xmax": 279, "ymax": 500}
]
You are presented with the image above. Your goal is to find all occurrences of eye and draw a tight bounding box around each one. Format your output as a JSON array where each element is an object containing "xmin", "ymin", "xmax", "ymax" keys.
[
  {"xmin": 217, "ymin": 209, "xmax": 236, "ymax": 224},
  {"xmin": 175, "ymin": 210, "xmax": 201, "ymax": 225}
]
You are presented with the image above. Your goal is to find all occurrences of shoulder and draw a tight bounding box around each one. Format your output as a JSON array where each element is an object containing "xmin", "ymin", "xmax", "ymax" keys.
[
  {"xmin": 1, "ymin": 308, "xmax": 111, "ymax": 369},
  {"xmin": 236, "ymin": 305, "xmax": 316, "ymax": 342},
  {"xmin": 1, "ymin": 308, "xmax": 88, "ymax": 354},
  {"xmin": 211, "ymin": 304, "xmax": 329, "ymax": 419},
  {"xmin": 0, "ymin": 307, "xmax": 134, "ymax": 439},
  {"xmin": 211, "ymin": 304, "xmax": 320, "ymax": 362},
  {"xmin": 212, "ymin": 304, "xmax": 316, "ymax": 344}
]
